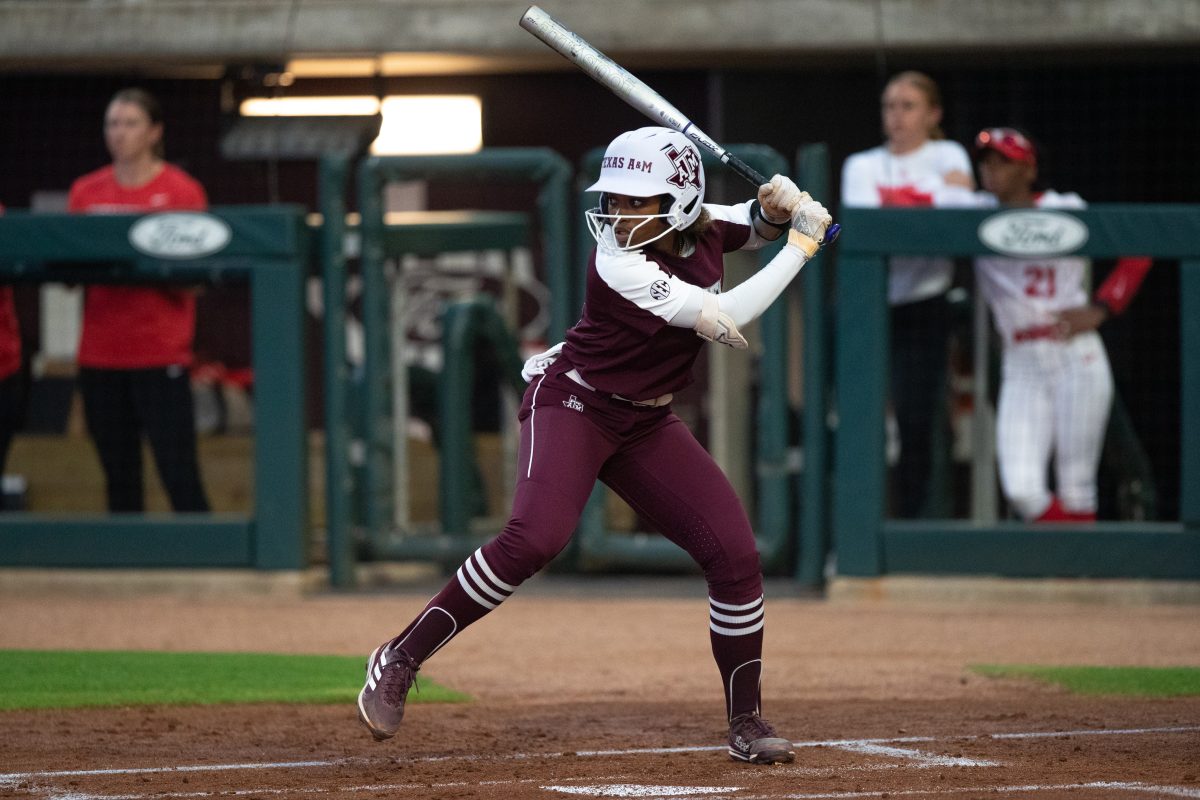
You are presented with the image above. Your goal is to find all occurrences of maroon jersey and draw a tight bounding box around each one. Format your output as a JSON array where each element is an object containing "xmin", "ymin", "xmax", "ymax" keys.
[{"xmin": 563, "ymin": 206, "xmax": 754, "ymax": 399}]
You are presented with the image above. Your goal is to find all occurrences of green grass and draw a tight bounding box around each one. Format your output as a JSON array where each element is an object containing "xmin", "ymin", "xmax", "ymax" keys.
[
  {"xmin": 0, "ymin": 650, "xmax": 470, "ymax": 710},
  {"xmin": 971, "ymin": 664, "xmax": 1200, "ymax": 697}
]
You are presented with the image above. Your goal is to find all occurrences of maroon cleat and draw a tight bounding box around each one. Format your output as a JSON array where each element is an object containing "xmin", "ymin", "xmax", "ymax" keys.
[
  {"xmin": 357, "ymin": 644, "xmax": 418, "ymax": 741},
  {"xmin": 727, "ymin": 712, "xmax": 795, "ymax": 764}
]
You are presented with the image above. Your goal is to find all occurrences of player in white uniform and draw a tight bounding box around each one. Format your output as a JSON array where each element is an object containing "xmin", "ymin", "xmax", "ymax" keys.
[
  {"xmin": 840, "ymin": 71, "xmax": 974, "ymax": 517},
  {"xmin": 938, "ymin": 127, "xmax": 1151, "ymax": 521}
]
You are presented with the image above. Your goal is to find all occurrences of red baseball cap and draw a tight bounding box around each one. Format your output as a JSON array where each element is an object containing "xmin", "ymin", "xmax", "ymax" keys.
[{"xmin": 974, "ymin": 127, "xmax": 1037, "ymax": 165}]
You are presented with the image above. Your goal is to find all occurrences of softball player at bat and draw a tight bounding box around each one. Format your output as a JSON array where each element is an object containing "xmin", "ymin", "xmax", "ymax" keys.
[
  {"xmin": 358, "ymin": 126, "xmax": 833, "ymax": 765},
  {"xmin": 938, "ymin": 127, "xmax": 1151, "ymax": 521}
]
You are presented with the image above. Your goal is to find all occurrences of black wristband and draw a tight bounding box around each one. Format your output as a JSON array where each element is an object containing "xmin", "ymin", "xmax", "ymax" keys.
[{"xmin": 752, "ymin": 200, "xmax": 791, "ymax": 231}]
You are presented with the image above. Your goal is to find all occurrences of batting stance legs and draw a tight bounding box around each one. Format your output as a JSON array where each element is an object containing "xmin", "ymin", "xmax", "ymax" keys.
[{"xmin": 359, "ymin": 368, "xmax": 770, "ymax": 741}]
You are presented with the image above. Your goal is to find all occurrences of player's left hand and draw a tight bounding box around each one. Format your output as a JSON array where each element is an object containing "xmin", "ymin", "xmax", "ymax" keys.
[
  {"xmin": 758, "ymin": 174, "xmax": 802, "ymax": 225},
  {"xmin": 786, "ymin": 196, "xmax": 834, "ymax": 256},
  {"xmin": 1056, "ymin": 305, "xmax": 1108, "ymax": 338}
]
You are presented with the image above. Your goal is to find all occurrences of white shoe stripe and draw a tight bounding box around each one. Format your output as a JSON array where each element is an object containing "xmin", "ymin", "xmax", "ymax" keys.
[
  {"xmin": 709, "ymin": 595, "xmax": 763, "ymax": 612},
  {"xmin": 365, "ymin": 646, "xmax": 382, "ymax": 691},
  {"xmin": 464, "ymin": 555, "xmax": 509, "ymax": 603},
  {"xmin": 710, "ymin": 618, "xmax": 765, "ymax": 637},
  {"xmin": 456, "ymin": 566, "xmax": 498, "ymax": 609},
  {"xmin": 474, "ymin": 548, "xmax": 517, "ymax": 593},
  {"xmin": 709, "ymin": 606, "xmax": 765, "ymax": 625}
]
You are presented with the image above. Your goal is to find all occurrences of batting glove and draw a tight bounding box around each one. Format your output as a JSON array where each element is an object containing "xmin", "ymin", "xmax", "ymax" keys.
[
  {"xmin": 788, "ymin": 196, "xmax": 834, "ymax": 257},
  {"xmin": 757, "ymin": 174, "xmax": 803, "ymax": 225},
  {"xmin": 521, "ymin": 341, "xmax": 564, "ymax": 382}
]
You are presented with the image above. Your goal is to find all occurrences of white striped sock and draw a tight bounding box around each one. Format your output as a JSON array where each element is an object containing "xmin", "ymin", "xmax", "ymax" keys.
[
  {"xmin": 709, "ymin": 595, "xmax": 764, "ymax": 636},
  {"xmin": 457, "ymin": 547, "xmax": 516, "ymax": 611}
]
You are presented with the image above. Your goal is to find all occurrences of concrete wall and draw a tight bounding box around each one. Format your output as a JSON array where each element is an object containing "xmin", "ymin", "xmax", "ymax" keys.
[{"xmin": 0, "ymin": 0, "xmax": 1196, "ymax": 70}]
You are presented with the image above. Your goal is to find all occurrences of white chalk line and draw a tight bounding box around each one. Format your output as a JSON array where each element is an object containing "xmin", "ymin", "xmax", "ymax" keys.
[
  {"xmin": 3, "ymin": 724, "xmax": 1196, "ymax": 790},
  {"xmin": 734, "ymin": 781, "xmax": 1200, "ymax": 799},
  {"xmin": 31, "ymin": 766, "xmax": 923, "ymax": 800},
  {"xmin": 31, "ymin": 775, "xmax": 635, "ymax": 800},
  {"xmin": 38, "ymin": 778, "xmax": 1200, "ymax": 800},
  {"xmin": 542, "ymin": 786, "xmax": 741, "ymax": 798},
  {"xmin": 828, "ymin": 742, "xmax": 996, "ymax": 768}
]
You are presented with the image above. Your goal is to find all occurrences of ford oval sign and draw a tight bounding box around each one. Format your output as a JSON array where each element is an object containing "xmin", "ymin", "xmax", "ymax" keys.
[
  {"xmin": 129, "ymin": 212, "xmax": 232, "ymax": 259},
  {"xmin": 978, "ymin": 210, "xmax": 1089, "ymax": 257}
]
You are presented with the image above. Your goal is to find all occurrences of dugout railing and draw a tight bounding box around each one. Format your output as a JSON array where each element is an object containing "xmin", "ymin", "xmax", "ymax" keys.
[
  {"xmin": 320, "ymin": 150, "xmax": 572, "ymax": 587},
  {"xmin": 829, "ymin": 204, "xmax": 1200, "ymax": 579},
  {"xmin": 793, "ymin": 143, "xmax": 835, "ymax": 586},
  {"xmin": 0, "ymin": 206, "xmax": 310, "ymax": 570}
]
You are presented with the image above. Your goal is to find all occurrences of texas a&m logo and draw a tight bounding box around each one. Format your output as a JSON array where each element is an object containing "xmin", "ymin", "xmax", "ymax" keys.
[{"xmin": 664, "ymin": 144, "xmax": 702, "ymax": 191}]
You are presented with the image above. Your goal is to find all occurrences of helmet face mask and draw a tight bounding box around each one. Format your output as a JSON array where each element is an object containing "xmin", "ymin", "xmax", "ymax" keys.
[
  {"xmin": 585, "ymin": 127, "xmax": 705, "ymax": 252},
  {"xmin": 586, "ymin": 193, "xmax": 676, "ymax": 252}
]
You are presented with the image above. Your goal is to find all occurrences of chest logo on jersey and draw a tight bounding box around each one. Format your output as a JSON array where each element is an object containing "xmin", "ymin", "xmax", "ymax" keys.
[
  {"xmin": 649, "ymin": 279, "xmax": 671, "ymax": 301},
  {"xmin": 129, "ymin": 212, "xmax": 232, "ymax": 260},
  {"xmin": 563, "ymin": 395, "xmax": 584, "ymax": 413},
  {"xmin": 978, "ymin": 210, "xmax": 1089, "ymax": 257}
]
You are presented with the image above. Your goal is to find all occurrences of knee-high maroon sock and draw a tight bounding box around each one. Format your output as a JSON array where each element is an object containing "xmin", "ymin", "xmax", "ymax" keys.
[
  {"xmin": 708, "ymin": 594, "xmax": 766, "ymax": 720},
  {"xmin": 386, "ymin": 546, "xmax": 518, "ymax": 664}
]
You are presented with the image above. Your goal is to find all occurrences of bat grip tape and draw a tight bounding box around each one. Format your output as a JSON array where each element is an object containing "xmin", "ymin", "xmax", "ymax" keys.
[{"xmin": 722, "ymin": 153, "xmax": 766, "ymax": 187}]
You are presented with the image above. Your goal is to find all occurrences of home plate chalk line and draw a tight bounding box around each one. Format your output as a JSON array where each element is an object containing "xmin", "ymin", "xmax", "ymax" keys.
[{"xmin": 2, "ymin": 724, "xmax": 1197, "ymax": 798}]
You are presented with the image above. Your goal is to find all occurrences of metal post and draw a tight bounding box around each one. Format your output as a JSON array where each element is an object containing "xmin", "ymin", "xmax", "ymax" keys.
[{"xmin": 318, "ymin": 155, "xmax": 356, "ymax": 587}]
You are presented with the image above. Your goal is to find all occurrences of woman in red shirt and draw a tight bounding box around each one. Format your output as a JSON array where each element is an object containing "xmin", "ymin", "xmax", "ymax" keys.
[
  {"xmin": 0, "ymin": 202, "xmax": 24, "ymax": 479},
  {"xmin": 67, "ymin": 88, "xmax": 209, "ymax": 512}
]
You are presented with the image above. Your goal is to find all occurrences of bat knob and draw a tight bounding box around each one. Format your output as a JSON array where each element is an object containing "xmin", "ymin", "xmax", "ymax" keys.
[{"xmin": 822, "ymin": 223, "xmax": 841, "ymax": 247}]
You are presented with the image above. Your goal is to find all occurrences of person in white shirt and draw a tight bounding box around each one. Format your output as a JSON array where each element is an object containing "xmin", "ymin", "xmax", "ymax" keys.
[
  {"xmin": 840, "ymin": 71, "xmax": 974, "ymax": 518},
  {"xmin": 937, "ymin": 127, "xmax": 1152, "ymax": 521}
]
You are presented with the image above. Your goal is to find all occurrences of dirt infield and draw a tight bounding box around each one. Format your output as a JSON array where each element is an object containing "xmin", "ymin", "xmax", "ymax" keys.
[{"xmin": 2, "ymin": 574, "xmax": 1199, "ymax": 799}]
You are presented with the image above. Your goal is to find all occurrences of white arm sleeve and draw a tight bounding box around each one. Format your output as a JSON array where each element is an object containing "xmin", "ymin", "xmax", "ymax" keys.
[
  {"xmin": 596, "ymin": 203, "xmax": 808, "ymax": 333},
  {"xmin": 595, "ymin": 199, "xmax": 777, "ymax": 325},
  {"xmin": 669, "ymin": 231, "xmax": 810, "ymax": 330}
]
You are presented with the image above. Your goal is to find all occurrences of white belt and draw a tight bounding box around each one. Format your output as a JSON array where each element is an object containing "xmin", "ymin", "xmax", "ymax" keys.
[{"xmin": 565, "ymin": 369, "xmax": 673, "ymax": 408}]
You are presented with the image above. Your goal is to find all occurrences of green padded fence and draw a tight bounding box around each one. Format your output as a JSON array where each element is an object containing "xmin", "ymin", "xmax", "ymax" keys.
[
  {"xmin": 794, "ymin": 143, "xmax": 834, "ymax": 587},
  {"xmin": 0, "ymin": 206, "xmax": 310, "ymax": 570},
  {"xmin": 831, "ymin": 205, "xmax": 1200, "ymax": 579},
  {"xmin": 318, "ymin": 156, "xmax": 355, "ymax": 587}
]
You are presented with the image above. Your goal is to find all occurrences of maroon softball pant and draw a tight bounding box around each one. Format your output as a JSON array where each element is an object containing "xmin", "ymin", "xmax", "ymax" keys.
[{"xmin": 491, "ymin": 367, "xmax": 762, "ymax": 600}]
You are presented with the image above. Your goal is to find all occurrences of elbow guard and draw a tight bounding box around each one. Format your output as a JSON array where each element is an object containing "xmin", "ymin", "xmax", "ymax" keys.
[{"xmin": 694, "ymin": 292, "xmax": 748, "ymax": 349}]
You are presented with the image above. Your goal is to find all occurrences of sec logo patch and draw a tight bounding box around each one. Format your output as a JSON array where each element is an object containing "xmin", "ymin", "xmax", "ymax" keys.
[{"xmin": 650, "ymin": 280, "xmax": 671, "ymax": 300}]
